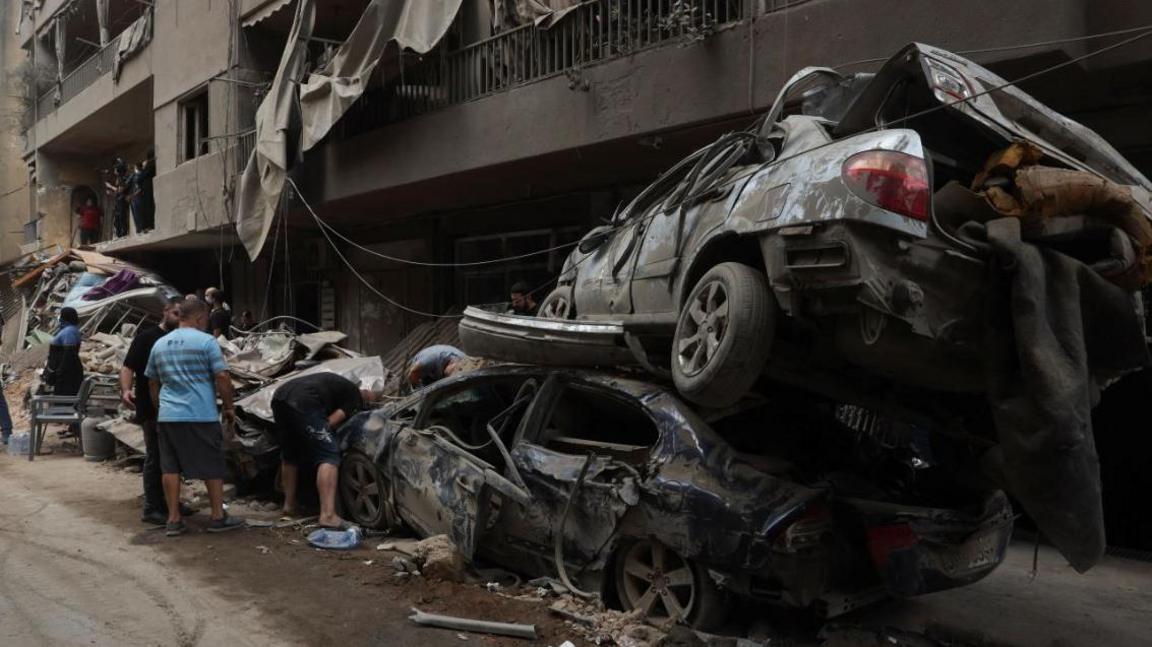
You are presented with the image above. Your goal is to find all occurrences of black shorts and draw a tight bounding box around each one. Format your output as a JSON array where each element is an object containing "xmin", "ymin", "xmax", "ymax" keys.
[
  {"xmin": 271, "ymin": 400, "xmax": 342, "ymax": 466},
  {"xmin": 157, "ymin": 422, "xmax": 228, "ymax": 480}
]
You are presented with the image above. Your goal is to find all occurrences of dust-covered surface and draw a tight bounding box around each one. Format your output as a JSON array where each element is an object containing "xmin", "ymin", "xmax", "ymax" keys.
[{"xmin": 5, "ymin": 433, "xmax": 1152, "ymax": 647}]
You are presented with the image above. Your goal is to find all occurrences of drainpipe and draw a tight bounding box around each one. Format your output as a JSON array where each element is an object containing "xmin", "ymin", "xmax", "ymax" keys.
[{"xmin": 96, "ymin": 0, "xmax": 110, "ymax": 46}]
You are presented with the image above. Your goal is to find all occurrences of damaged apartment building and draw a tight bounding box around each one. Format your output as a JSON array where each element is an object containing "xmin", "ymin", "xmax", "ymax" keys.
[{"xmin": 4, "ymin": 0, "xmax": 1152, "ymax": 543}]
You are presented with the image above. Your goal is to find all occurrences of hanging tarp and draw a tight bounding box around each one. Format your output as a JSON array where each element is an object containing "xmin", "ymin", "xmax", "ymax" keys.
[
  {"xmin": 112, "ymin": 9, "xmax": 153, "ymax": 82},
  {"xmin": 298, "ymin": 0, "xmax": 464, "ymax": 151},
  {"xmin": 242, "ymin": 0, "xmax": 294, "ymax": 28},
  {"xmin": 234, "ymin": 0, "xmax": 315, "ymax": 260}
]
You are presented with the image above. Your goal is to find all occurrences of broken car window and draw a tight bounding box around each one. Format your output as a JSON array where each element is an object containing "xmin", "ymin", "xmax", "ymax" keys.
[{"xmin": 534, "ymin": 384, "xmax": 658, "ymax": 463}]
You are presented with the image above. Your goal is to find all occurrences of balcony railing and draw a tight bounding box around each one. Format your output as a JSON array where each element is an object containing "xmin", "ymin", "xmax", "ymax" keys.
[
  {"xmin": 36, "ymin": 39, "xmax": 119, "ymax": 118},
  {"xmin": 336, "ymin": 0, "xmax": 746, "ymax": 140}
]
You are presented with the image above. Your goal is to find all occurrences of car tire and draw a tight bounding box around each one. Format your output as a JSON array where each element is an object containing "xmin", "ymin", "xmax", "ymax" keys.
[
  {"xmin": 538, "ymin": 286, "xmax": 576, "ymax": 319},
  {"xmin": 339, "ymin": 450, "xmax": 397, "ymax": 529},
  {"xmin": 672, "ymin": 262, "xmax": 775, "ymax": 407},
  {"xmin": 613, "ymin": 538, "xmax": 728, "ymax": 631}
]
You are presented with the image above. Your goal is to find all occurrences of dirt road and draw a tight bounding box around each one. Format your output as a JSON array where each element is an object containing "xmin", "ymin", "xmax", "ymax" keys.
[
  {"xmin": 0, "ymin": 447, "xmax": 571, "ymax": 647},
  {"xmin": 3, "ymin": 441, "xmax": 1152, "ymax": 647}
]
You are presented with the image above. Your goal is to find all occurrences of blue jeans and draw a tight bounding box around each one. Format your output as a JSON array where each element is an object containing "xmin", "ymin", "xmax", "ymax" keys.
[{"xmin": 0, "ymin": 388, "xmax": 12, "ymax": 441}]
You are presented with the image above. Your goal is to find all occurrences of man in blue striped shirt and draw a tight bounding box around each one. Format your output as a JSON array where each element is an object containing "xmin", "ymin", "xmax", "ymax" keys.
[{"xmin": 146, "ymin": 298, "xmax": 244, "ymax": 536}]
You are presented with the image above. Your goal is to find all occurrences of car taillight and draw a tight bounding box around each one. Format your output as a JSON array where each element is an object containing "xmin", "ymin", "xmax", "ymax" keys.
[
  {"xmin": 866, "ymin": 523, "xmax": 919, "ymax": 571},
  {"xmin": 842, "ymin": 151, "xmax": 930, "ymax": 221}
]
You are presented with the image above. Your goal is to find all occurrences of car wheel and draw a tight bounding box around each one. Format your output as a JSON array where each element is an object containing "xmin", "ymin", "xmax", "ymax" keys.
[
  {"xmin": 672, "ymin": 262, "xmax": 775, "ymax": 407},
  {"xmin": 614, "ymin": 538, "xmax": 728, "ymax": 631},
  {"xmin": 339, "ymin": 451, "xmax": 397, "ymax": 529},
  {"xmin": 538, "ymin": 286, "xmax": 576, "ymax": 319}
]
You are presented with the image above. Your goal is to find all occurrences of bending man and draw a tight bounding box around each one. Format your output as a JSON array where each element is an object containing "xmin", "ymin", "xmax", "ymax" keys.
[{"xmin": 271, "ymin": 373, "xmax": 377, "ymax": 528}]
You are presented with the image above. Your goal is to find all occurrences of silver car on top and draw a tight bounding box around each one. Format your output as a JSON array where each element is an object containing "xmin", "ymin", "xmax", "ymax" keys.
[{"xmin": 464, "ymin": 43, "xmax": 1152, "ymax": 409}]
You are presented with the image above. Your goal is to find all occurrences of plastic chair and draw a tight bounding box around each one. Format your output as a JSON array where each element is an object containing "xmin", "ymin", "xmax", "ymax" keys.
[{"xmin": 28, "ymin": 376, "xmax": 95, "ymax": 462}]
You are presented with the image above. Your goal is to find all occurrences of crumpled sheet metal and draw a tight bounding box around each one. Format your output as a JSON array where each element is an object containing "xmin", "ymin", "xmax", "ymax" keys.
[
  {"xmin": 222, "ymin": 331, "xmax": 297, "ymax": 379},
  {"xmin": 234, "ymin": 356, "xmax": 387, "ymax": 422},
  {"xmin": 981, "ymin": 217, "xmax": 1150, "ymax": 572},
  {"xmin": 973, "ymin": 141, "xmax": 1152, "ymax": 289},
  {"xmin": 97, "ymin": 417, "xmax": 145, "ymax": 454},
  {"xmin": 296, "ymin": 330, "xmax": 349, "ymax": 360}
]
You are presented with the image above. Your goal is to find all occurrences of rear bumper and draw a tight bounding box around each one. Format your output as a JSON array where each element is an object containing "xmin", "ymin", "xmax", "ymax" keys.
[
  {"xmin": 848, "ymin": 490, "xmax": 1014, "ymax": 597},
  {"xmin": 458, "ymin": 307, "xmax": 636, "ymax": 366}
]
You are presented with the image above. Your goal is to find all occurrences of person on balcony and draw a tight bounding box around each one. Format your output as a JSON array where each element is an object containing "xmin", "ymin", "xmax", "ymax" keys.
[
  {"xmin": 76, "ymin": 197, "xmax": 103, "ymax": 245},
  {"xmin": 128, "ymin": 150, "xmax": 156, "ymax": 234},
  {"xmin": 105, "ymin": 158, "xmax": 130, "ymax": 238}
]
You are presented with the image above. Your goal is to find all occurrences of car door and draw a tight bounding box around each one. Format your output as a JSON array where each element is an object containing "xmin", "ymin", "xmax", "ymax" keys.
[
  {"xmin": 387, "ymin": 375, "xmax": 532, "ymax": 560},
  {"xmin": 627, "ymin": 143, "xmax": 753, "ymax": 315},
  {"xmin": 502, "ymin": 377, "xmax": 653, "ymax": 564}
]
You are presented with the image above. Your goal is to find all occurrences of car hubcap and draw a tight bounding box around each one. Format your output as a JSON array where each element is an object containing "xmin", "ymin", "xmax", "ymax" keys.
[
  {"xmin": 341, "ymin": 459, "xmax": 382, "ymax": 524},
  {"xmin": 677, "ymin": 281, "xmax": 729, "ymax": 377},
  {"xmin": 619, "ymin": 540, "xmax": 695, "ymax": 623},
  {"xmin": 541, "ymin": 295, "xmax": 571, "ymax": 319}
]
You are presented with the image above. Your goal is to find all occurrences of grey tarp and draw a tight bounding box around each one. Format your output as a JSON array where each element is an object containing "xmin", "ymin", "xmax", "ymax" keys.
[
  {"xmin": 234, "ymin": 0, "xmax": 315, "ymax": 260},
  {"xmin": 298, "ymin": 0, "xmax": 464, "ymax": 151},
  {"xmin": 981, "ymin": 217, "xmax": 1150, "ymax": 572},
  {"xmin": 112, "ymin": 10, "xmax": 153, "ymax": 82}
]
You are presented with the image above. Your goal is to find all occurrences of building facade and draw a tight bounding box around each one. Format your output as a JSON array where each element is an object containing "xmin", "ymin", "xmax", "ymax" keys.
[{"xmin": 6, "ymin": 0, "xmax": 1152, "ymax": 355}]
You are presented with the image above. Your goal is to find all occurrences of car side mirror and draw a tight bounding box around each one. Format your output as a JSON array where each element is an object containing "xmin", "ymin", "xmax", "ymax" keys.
[{"xmin": 578, "ymin": 230, "xmax": 611, "ymax": 254}]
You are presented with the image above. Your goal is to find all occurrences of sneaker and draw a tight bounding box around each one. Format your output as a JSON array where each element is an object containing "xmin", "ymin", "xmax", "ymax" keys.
[
  {"xmin": 165, "ymin": 521, "xmax": 187, "ymax": 537},
  {"xmin": 141, "ymin": 510, "xmax": 167, "ymax": 525},
  {"xmin": 206, "ymin": 514, "xmax": 246, "ymax": 533}
]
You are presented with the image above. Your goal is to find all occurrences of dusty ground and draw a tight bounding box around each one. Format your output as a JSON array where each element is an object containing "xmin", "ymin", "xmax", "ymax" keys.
[
  {"xmin": 0, "ymin": 437, "xmax": 575, "ymax": 647},
  {"xmin": 2, "ymin": 434, "xmax": 1152, "ymax": 647}
]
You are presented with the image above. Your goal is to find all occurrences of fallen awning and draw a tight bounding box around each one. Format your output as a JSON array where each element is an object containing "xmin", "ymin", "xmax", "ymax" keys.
[
  {"xmin": 298, "ymin": 0, "xmax": 464, "ymax": 151},
  {"xmin": 234, "ymin": 0, "xmax": 462, "ymax": 260},
  {"xmin": 241, "ymin": 0, "xmax": 293, "ymax": 28}
]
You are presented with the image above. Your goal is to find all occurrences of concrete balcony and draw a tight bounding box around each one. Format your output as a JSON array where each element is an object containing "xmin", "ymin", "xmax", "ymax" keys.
[{"xmin": 306, "ymin": 0, "xmax": 1152, "ymax": 223}]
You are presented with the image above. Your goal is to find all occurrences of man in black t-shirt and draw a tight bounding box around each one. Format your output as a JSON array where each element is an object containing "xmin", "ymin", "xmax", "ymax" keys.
[
  {"xmin": 271, "ymin": 373, "xmax": 377, "ymax": 529},
  {"xmin": 206, "ymin": 288, "xmax": 232, "ymax": 339},
  {"xmin": 120, "ymin": 297, "xmax": 193, "ymax": 524}
]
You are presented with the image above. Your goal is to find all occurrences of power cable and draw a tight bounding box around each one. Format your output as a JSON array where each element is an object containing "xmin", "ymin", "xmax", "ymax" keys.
[
  {"xmin": 834, "ymin": 23, "xmax": 1152, "ymax": 69},
  {"xmin": 308, "ymin": 205, "xmax": 580, "ymax": 267}
]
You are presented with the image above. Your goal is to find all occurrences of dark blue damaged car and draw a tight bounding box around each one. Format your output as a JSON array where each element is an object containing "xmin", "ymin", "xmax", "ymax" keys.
[{"xmin": 337, "ymin": 366, "xmax": 1013, "ymax": 630}]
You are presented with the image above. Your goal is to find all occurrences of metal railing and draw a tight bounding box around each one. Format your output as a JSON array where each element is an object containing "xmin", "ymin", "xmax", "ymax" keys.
[
  {"xmin": 337, "ymin": 0, "xmax": 745, "ymax": 140},
  {"xmin": 36, "ymin": 39, "xmax": 120, "ymax": 117},
  {"xmin": 232, "ymin": 130, "xmax": 257, "ymax": 175}
]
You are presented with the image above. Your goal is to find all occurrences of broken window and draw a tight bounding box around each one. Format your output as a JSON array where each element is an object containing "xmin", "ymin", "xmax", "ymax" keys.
[
  {"xmin": 421, "ymin": 376, "xmax": 538, "ymax": 468},
  {"xmin": 535, "ymin": 384, "xmax": 658, "ymax": 463},
  {"xmin": 180, "ymin": 91, "xmax": 210, "ymax": 162}
]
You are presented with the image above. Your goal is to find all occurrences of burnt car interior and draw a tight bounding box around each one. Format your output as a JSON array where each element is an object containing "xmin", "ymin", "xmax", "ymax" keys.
[{"xmin": 535, "ymin": 383, "xmax": 658, "ymax": 464}]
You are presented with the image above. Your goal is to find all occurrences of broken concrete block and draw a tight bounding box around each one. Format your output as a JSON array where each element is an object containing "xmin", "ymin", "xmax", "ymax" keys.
[{"xmin": 414, "ymin": 534, "xmax": 464, "ymax": 582}]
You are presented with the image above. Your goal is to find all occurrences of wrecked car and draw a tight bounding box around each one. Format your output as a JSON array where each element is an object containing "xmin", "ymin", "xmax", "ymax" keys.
[
  {"xmin": 460, "ymin": 43, "xmax": 1152, "ymax": 410},
  {"xmin": 338, "ymin": 366, "xmax": 1013, "ymax": 630}
]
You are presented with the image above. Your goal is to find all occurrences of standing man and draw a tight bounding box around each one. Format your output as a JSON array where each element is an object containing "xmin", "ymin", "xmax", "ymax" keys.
[
  {"xmin": 407, "ymin": 344, "xmax": 465, "ymax": 389},
  {"xmin": 76, "ymin": 197, "xmax": 103, "ymax": 245},
  {"xmin": 507, "ymin": 281, "xmax": 538, "ymax": 316},
  {"xmin": 105, "ymin": 158, "xmax": 129, "ymax": 238},
  {"xmin": 205, "ymin": 288, "xmax": 233, "ymax": 339},
  {"xmin": 120, "ymin": 297, "xmax": 196, "ymax": 524},
  {"xmin": 44, "ymin": 307, "xmax": 84, "ymax": 397},
  {"xmin": 271, "ymin": 373, "xmax": 378, "ymax": 528},
  {"xmin": 146, "ymin": 298, "xmax": 244, "ymax": 536}
]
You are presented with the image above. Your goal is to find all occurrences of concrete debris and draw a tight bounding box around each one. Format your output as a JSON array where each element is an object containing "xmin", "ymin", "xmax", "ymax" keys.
[
  {"xmin": 550, "ymin": 597, "xmax": 666, "ymax": 647},
  {"xmin": 392, "ymin": 556, "xmax": 421, "ymax": 577},
  {"xmin": 255, "ymin": 545, "xmax": 271, "ymax": 554},
  {"xmin": 413, "ymin": 534, "xmax": 465, "ymax": 582}
]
